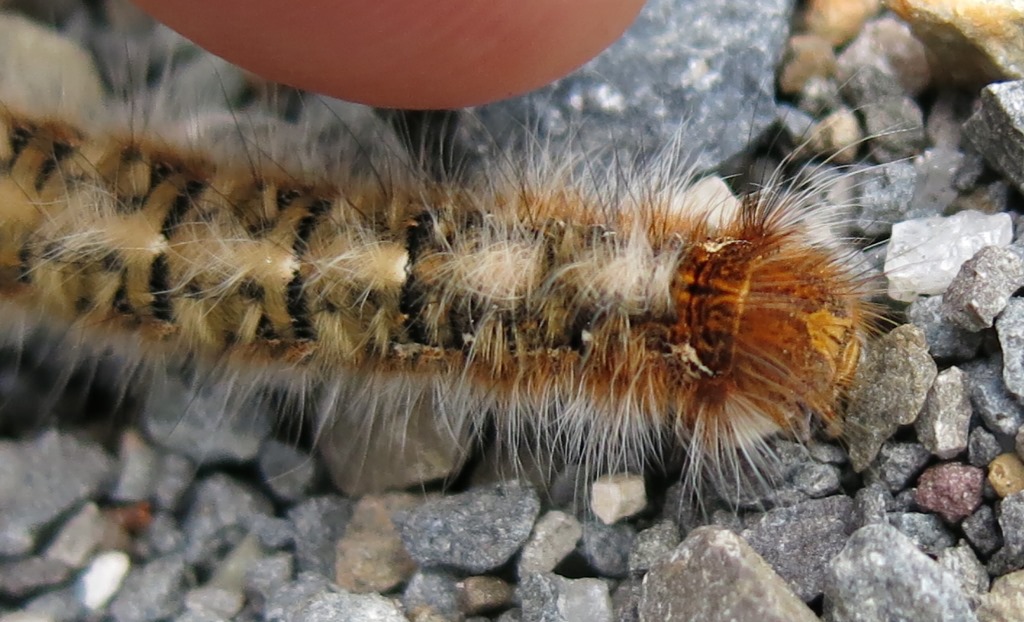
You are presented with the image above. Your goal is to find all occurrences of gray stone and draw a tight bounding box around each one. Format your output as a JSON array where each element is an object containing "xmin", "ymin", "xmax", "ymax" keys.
[
  {"xmin": 152, "ymin": 452, "xmax": 196, "ymax": 512},
  {"xmin": 998, "ymin": 298, "xmax": 1024, "ymax": 400},
  {"xmin": 989, "ymin": 491, "xmax": 1024, "ymax": 574},
  {"xmin": 109, "ymin": 555, "xmax": 188, "ymax": 622},
  {"xmin": 402, "ymin": 568, "xmax": 460, "ymax": 621},
  {"xmin": 250, "ymin": 515, "xmax": 295, "ymax": 550},
  {"xmin": 852, "ymin": 483, "xmax": 893, "ymax": 528},
  {"xmin": 938, "ymin": 543, "xmax": 990, "ymax": 611},
  {"xmin": 916, "ymin": 367, "xmax": 972, "ymax": 459},
  {"xmin": 184, "ymin": 586, "xmax": 244, "ymax": 619},
  {"xmin": 578, "ymin": 520, "xmax": 634, "ymax": 578},
  {"xmin": 264, "ymin": 572, "xmax": 337, "ymax": 622},
  {"xmin": 287, "ymin": 495, "xmax": 353, "ymax": 578},
  {"xmin": 293, "ymin": 591, "xmax": 405, "ymax": 622},
  {"xmin": 962, "ymin": 505, "xmax": 1003, "ymax": 557},
  {"xmin": 23, "ymin": 586, "xmax": 87, "ymax": 622},
  {"xmin": 519, "ymin": 573, "xmax": 612, "ymax": 622},
  {"xmin": 862, "ymin": 98, "xmax": 929, "ymax": 163},
  {"xmin": 0, "ymin": 430, "xmax": 114, "ymax": 556},
  {"xmin": 965, "ymin": 355, "xmax": 1024, "ymax": 436},
  {"xmin": 845, "ymin": 325, "xmax": 937, "ymax": 471},
  {"xmin": 257, "ymin": 440, "xmax": 317, "ymax": 503},
  {"xmin": 910, "ymin": 295, "xmax": 985, "ymax": 359},
  {"xmin": 887, "ymin": 512, "xmax": 957, "ymax": 556},
  {"xmin": 43, "ymin": 502, "xmax": 110, "ymax": 568},
  {"xmin": 139, "ymin": 512, "xmax": 185, "ymax": 557},
  {"xmin": 110, "ymin": 430, "xmax": 159, "ymax": 503},
  {"xmin": 742, "ymin": 496, "xmax": 855, "ymax": 601},
  {"xmin": 823, "ymin": 524, "xmax": 976, "ymax": 622},
  {"xmin": 964, "ymin": 81, "xmax": 1024, "ymax": 196},
  {"xmin": 627, "ymin": 520, "xmax": 680, "ymax": 576},
  {"xmin": 460, "ymin": 0, "xmax": 795, "ymax": 175},
  {"xmin": 866, "ymin": 442, "xmax": 932, "ymax": 492},
  {"xmin": 181, "ymin": 474, "xmax": 274, "ymax": 566},
  {"xmin": 244, "ymin": 553, "xmax": 294, "ymax": 603},
  {"xmin": 850, "ymin": 161, "xmax": 918, "ymax": 238},
  {"xmin": 969, "ymin": 427, "xmax": 1003, "ymax": 468},
  {"xmin": 518, "ymin": 511, "xmax": 583, "ymax": 576},
  {"xmin": 639, "ymin": 526, "xmax": 816, "ymax": 621},
  {"xmin": 0, "ymin": 557, "xmax": 71, "ymax": 599},
  {"xmin": 396, "ymin": 481, "xmax": 540, "ymax": 573},
  {"xmin": 142, "ymin": 373, "xmax": 272, "ymax": 466},
  {"xmin": 944, "ymin": 247, "xmax": 1024, "ymax": 332}
]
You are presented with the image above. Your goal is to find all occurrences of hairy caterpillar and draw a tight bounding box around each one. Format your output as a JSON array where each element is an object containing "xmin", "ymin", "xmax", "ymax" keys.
[{"xmin": 0, "ymin": 98, "xmax": 875, "ymax": 500}]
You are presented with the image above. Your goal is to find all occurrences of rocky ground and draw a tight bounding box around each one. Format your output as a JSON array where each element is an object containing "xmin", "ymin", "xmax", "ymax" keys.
[{"xmin": 2, "ymin": 0, "xmax": 1024, "ymax": 620}]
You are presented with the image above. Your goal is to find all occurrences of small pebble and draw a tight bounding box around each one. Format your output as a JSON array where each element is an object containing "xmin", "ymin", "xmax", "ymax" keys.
[
  {"xmin": 852, "ymin": 483, "xmax": 893, "ymax": 528},
  {"xmin": 805, "ymin": 108, "xmax": 861, "ymax": 163},
  {"xmin": 183, "ymin": 586, "xmax": 244, "ymax": 619},
  {"xmin": 293, "ymin": 591, "xmax": 405, "ymax": 622},
  {"xmin": 977, "ymin": 569, "xmax": 1024, "ymax": 622},
  {"xmin": 639, "ymin": 527, "xmax": 817, "ymax": 621},
  {"xmin": 989, "ymin": 491, "xmax": 1024, "ymax": 574},
  {"xmin": 824, "ymin": 524, "xmax": 974, "ymax": 621},
  {"xmin": 627, "ymin": 520, "xmax": 680, "ymax": 576},
  {"xmin": 962, "ymin": 505, "xmax": 1004, "ymax": 557},
  {"xmin": 938, "ymin": 543, "xmax": 989, "ymax": 611},
  {"xmin": 778, "ymin": 33, "xmax": 837, "ymax": 95},
  {"xmin": 578, "ymin": 521, "xmax": 634, "ymax": 578},
  {"xmin": 964, "ymin": 81, "xmax": 1024, "ymax": 196},
  {"xmin": 77, "ymin": 551, "xmax": 131, "ymax": 611},
  {"xmin": 884, "ymin": 211, "xmax": 1013, "ymax": 302},
  {"xmin": 519, "ymin": 573, "xmax": 612, "ymax": 622},
  {"xmin": 109, "ymin": 430, "xmax": 158, "ymax": 503},
  {"xmin": 989, "ymin": 453, "xmax": 1024, "ymax": 498},
  {"xmin": 916, "ymin": 367, "xmax": 972, "ymax": 459},
  {"xmin": 403, "ymin": 568, "xmax": 460, "ymax": 621},
  {"xmin": 397, "ymin": 481, "xmax": 541, "ymax": 573},
  {"xmin": 151, "ymin": 452, "xmax": 195, "ymax": 512},
  {"xmin": 43, "ymin": 503, "xmax": 116, "ymax": 569},
  {"xmin": 244, "ymin": 553, "xmax": 294, "ymax": 603},
  {"xmin": 590, "ymin": 474, "xmax": 647, "ymax": 525},
  {"xmin": 457, "ymin": 576, "xmax": 514, "ymax": 617},
  {"xmin": 851, "ymin": 160, "xmax": 918, "ymax": 238},
  {"xmin": 845, "ymin": 325, "xmax": 937, "ymax": 471},
  {"xmin": 108, "ymin": 554, "xmax": 188, "ymax": 622},
  {"xmin": 518, "ymin": 511, "xmax": 583, "ymax": 576},
  {"xmin": 257, "ymin": 440, "xmax": 317, "ymax": 503},
  {"xmin": 943, "ymin": 246, "xmax": 1024, "ymax": 332},
  {"xmin": 914, "ymin": 463, "xmax": 984, "ymax": 523},
  {"xmin": 333, "ymin": 493, "xmax": 418, "ymax": 593},
  {"xmin": 866, "ymin": 442, "xmax": 932, "ymax": 492},
  {"xmin": 887, "ymin": 512, "xmax": 956, "ymax": 556},
  {"xmin": 963, "ymin": 355, "xmax": 1024, "ymax": 437},
  {"xmin": 969, "ymin": 427, "xmax": 1004, "ymax": 468},
  {"xmin": 997, "ymin": 298, "xmax": 1024, "ymax": 400},
  {"xmin": 742, "ymin": 495, "xmax": 855, "ymax": 601},
  {"xmin": 287, "ymin": 495, "xmax": 353, "ymax": 578},
  {"xmin": 182, "ymin": 474, "xmax": 274, "ymax": 568},
  {"xmin": 803, "ymin": 0, "xmax": 881, "ymax": 47},
  {"xmin": 907, "ymin": 296, "xmax": 983, "ymax": 361}
]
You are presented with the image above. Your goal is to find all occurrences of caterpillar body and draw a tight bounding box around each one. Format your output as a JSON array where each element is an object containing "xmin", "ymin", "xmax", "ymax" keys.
[{"xmin": 0, "ymin": 103, "xmax": 873, "ymax": 498}]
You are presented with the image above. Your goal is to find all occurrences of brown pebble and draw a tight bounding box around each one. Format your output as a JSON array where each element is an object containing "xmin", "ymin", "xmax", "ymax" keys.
[
  {"xmin": 779, "ymin": 34, "xmax": 837, "ymax": 95},
  {"xmin": 803, "ymin": 0, "xmax": 882, "ymax": 46},
  {"xmin": 457, "ymin": 575, "xmax": 515, "ymax": 616},
  {"xmin": 989, "ymin": 453, "xmax": 1024, "ymax": 498},
  {"xmin": 334, "ymin": 493, "xmax": 419, "ymax": 593},
  {"xmin": 914, "ymin": 463, "xmax": 984, "ymax": 523}
]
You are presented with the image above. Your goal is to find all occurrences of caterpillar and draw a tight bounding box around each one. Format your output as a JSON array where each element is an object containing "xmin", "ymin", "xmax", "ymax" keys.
[{"xmin": 0, "ymin": 98, "xmax": 875, "ymax": 500}]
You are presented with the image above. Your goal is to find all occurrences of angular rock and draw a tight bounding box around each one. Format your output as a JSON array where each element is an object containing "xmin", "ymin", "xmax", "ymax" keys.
[
  {"xmin": 287, "ymin": 495, "xmax": 353, "ymax": 578},
  {"xmin": 977, "ymin": 569, "xmax": 1024, "ymax": 622},
  {"xmin": 396, "ymin": 481, "xmax": 540, "ymax": 573},
  {"xmin": 845, "ymin": 325, "xmax": 937, "ymax": 471},
  {"xmin": 938, "ymin": 543, "xmax": 990, "ymax": 611},
  {"xmin": 963, "ymin": 356, "xmax": 1024, "ymax": 437},
  {"xmin": 519, "ymin": 573, "xmax": 612, "ymax": 622},
  {"xmin": 293, "ymin": 591, "xmax": 405, "ymax": 622},
  {"xmin": 402, "ymin": 568, "xmax": 460, "ymax": 621},
  {"xmin": 257, "ymin": 440, "xmax": 317, "ymax": 503},
  {"xmin": 964, "ymin": 81, "xmax": 1024, "ymax": 196},
  {"xmin": 628, "ymin": 520, "xmax": 680, "ymax": 576},
  {"xmin": 907, "ymin": 295, "xmax": 983, "ymax": 362},
  {"xmin": 824, "ymin": 524, "xmax": 975, "ymax": 621},
  {"xmin": 943, "ymin": 246, "xmax": 1024, "ymax": 332},
  {"xmin": 742, "ymin": 496, "xmax": 855, "ymax": 601},
  {"xmin": 916, "ymin": 367, "xmax": 972, "ymax": 459},
  {"xmin": 639, "ymin": 527, "xmax": 817, "ymax": 621},
  {"xmin": 590, "ymin": 474, "xmax": 646, "ymax": 525},
  {"xmin": 914, "ymin": 463, "xmax": 984, "ymax": 524},
  {"xmin": 989, "ymin": 453, "xmax": 1024, "ymax": 498},
  {"xmin": 518, "ymin": 511, "xmax": 583, "ymax": 576},
  {"xmin": 334, "ymin": 493, "xmax": 417, "ymax": 594},
  {"xmin": 962, "ymin": 505, "xmax": 1003, "ymax": 557},
  {"xmin": 108, "ymin": 554, "xmax": 188, "ymax": 622},
  {"xmin": 887, "ymin": 512, "xmax": 956, "ymax": 556},
  {"xmin": 997, "ymin": 298, "xmax": 1024, "ymax": 400},
  {"xmin": 457, "ymin": 576, "xmax": 515, "ymax": 617},
  {"xmin": 578, "ymin": 520, "xmax": 634, "ymax": 578}
]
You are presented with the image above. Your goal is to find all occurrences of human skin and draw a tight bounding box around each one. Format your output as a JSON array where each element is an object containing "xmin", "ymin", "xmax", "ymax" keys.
[{"xmin": 130, "ymin": 0, "xmax": 646, "ymax": 110}]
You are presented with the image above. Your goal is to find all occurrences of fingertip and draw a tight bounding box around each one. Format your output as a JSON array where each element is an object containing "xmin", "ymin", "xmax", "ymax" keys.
[{"xmin": 130, "ymin": 0, "xmax": 645, "ymax": 109}]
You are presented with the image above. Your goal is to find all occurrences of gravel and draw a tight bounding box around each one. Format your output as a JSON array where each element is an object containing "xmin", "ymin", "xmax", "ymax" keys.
[{"xmin": 3, "ymin": 0, "xmax": 1024, "ymax": 620}]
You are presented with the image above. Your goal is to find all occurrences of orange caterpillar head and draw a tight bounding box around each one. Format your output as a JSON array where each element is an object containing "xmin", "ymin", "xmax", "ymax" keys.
[{"xmin": 667, "ymin": 195, "xmax": 870, "ymax": 452}]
